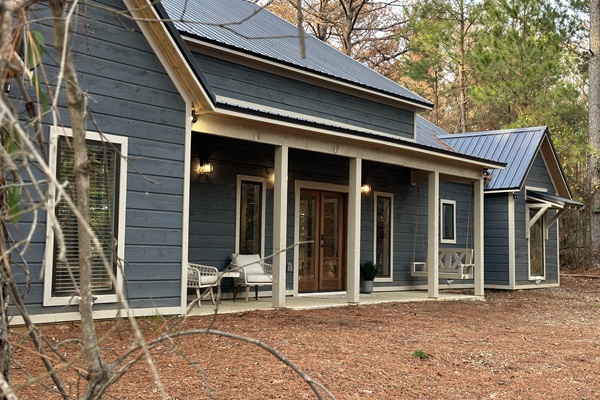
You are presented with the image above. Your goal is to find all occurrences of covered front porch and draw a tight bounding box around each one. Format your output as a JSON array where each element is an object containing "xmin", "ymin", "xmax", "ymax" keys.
[
  {"xmin": 187, "ymin": 131, "xmax": 492, "ymax": 307},
  {"xmin": 187, "ymin": 290, "xmax": 484, "ymax": 316}
]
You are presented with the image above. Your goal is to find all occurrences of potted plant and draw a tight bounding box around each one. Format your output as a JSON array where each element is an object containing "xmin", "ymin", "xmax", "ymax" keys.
[{"xmin": 360, "ymin": 261, "xmax": 379, "ymax": 294}]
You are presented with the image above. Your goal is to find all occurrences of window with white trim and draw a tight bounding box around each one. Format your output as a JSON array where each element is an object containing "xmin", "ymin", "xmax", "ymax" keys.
[
  {"xmin": 44, "ymin": 127, "xmax": 127, "ymax": 306},
  {"xmin": 374, "ymin": 192, "xmax": 393, "ymax": 280},
  {"xmin": 527, "ymin": 206, "xmax": 545, "ymax": 278},
  {"xmin": 441, "ymin": 199, "xmax": 456, "ymax": 244},
  {"xmin": 526, "ymin": 187, "xmax": 548, "ymax": 280},
  {"xmin": 236, "ymin": 176, "xmax": 266, "ymax": 255}
]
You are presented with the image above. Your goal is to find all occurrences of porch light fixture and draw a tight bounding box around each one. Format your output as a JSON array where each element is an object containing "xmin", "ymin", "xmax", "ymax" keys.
[
  {"xmin": 265, "ymin": 168, "xmax": 275, "ymax": 185},
  {"xmin": 483, "ymin": 168, "xmax": 491, "ymax": 181},
  {"xmin": 198, "ymin": 161, "xmax": 214, "ymax": 174},
  {"xmin": 191, "ymin": 110, "xmax": 198, "ymax": 124},
  {"xmin": 360, "ymin": 183, "xmax": 372, "ymax": 194}
]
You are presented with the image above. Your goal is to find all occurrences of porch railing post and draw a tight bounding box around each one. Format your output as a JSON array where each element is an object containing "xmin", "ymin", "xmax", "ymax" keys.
[
  {"xmin": 272, "ymin": 145, "xmax": 288, "ymax": 308},
  {"xmin": 428, "ymin": 171, "xmax": 439, "ymax": 298},
  {"xmin": 347, "ymin": 157, "xmax": 361, "ymax": 304}
]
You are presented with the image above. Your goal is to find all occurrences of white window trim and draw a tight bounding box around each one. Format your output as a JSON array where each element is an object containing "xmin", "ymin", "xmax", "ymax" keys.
[
  {"xmin": 44, "ymin": 126, "xmax": 128, "ymax": 306},
  {"xmin": 235, "ymin": 175, "xmax": 266, "ymax": 257},
  {"xmin": 440, "ymin": 199, "xmax": 456, "ymax": 244},
  {"xmin": 373, "ymin": 191, "xmax": 393, "ymax": 282},
  {"xmin": 526, "ymin": 186, "xmax": 547, "ymax": 281}
]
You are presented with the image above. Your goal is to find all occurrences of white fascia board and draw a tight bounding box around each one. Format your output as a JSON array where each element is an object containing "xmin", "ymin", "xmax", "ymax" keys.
[
  {"xmin": 485, "ymin": 189, "xmax": 520, "ymax": 195},
  {"xmin": 184, "ymin": 36, "xmax": 432, "ymax": 111},
  {"xmin": 541, "ymin": 136, "xmax": 572, "ymax": 198}
]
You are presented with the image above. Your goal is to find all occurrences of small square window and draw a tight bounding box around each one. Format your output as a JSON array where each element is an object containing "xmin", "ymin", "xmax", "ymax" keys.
[{"xmin": 441, "ymin": 200, "xmax": 456, "ymax": 244}]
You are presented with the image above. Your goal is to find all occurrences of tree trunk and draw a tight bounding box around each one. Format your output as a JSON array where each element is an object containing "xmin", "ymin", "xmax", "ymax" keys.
[
  {"xmin": 0, "ymin": 226, "xmax": 10, "ymax": 397},
  {"xmin": 589, "ymin": 0, "xmax": 600, "ymax": 266},
  {"xmin": 49, "ymin": 1, "xmax": 111, "ymax": 398},
  {"xmin": 457, "ymin": 0, "xmax": 468, "ymax": 133}
]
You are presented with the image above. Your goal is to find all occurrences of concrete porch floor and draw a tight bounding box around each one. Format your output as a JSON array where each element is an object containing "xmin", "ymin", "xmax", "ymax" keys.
[{"xmin": 187, "ymin": 290, "xmax": 483, "ymax": 316}]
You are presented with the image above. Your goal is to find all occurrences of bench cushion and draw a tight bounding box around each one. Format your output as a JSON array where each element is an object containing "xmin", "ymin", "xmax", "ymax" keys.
[
  {"xmin": 233, "ymin": 254, "xmax": 263, "ymax": 274},
  {"xmin": 199, "ymin": 276, "xmax": 218, "ymax": 285}
]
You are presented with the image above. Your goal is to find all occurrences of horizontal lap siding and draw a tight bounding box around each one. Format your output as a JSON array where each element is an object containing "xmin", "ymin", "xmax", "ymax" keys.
[
  {"xmin": 193, "ymin": 54, "xmax": 414, "ymax": 139},
  {"xmin": 360, "ymin": 161, "xmax": 422, "ymax": 287},
  {"xmin": 11, "ymin": 0, "xmax": 186, "ymax": 314},
  {"xmin": 515, "ymin": 153, "xmax": 559, "ymax": 285},
  {"xmin": 360, "ymin": 167, "xmax": 476, "ymax": 287},
  {"xmin": 188, "ymin": 135, "xmax": 274, "ymax": 271},
  {"xmin": 484, "ymin": 194, "xmax": 510, "ymax": 285}
]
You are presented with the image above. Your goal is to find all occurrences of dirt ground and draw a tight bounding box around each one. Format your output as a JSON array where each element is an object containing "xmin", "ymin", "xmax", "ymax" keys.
[{"xmin": 10, "ymin": 274, "xmax": 600, "ymax": 399}]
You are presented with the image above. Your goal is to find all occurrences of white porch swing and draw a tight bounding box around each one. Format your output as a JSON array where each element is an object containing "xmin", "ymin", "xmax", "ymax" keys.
[{"xmin": 410, "ymin": 183, "xmax": 475, "ymax": 280}]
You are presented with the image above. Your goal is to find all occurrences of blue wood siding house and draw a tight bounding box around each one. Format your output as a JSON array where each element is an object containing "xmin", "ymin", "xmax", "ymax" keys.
[
  {"xmin": 6, "ymin": 0, "xmax": 189, "ymax": 323},
  {"xmin": 158, "ymin": 0, "xmax": 504, "ymax": 305},
  {"xmin": 7, "ymin": 0, "xmax": 515, "ymax": 323}
]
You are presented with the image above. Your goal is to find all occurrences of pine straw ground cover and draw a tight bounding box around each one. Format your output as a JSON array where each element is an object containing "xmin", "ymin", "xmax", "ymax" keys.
[{"xmin": 10, "ymin": 274, "xmax": 600, "ymax": 399}]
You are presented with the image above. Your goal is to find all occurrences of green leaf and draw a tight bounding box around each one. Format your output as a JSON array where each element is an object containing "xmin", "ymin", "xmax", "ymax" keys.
[
  {"xmin": 7, "ymin": 186, "xmax": 21, "ymax": 223},
  {"xmin": 26, "ymin": 30, "xmax": 45, "ymax": 69},
  {"xmin": 3, "ymin": 126, "xmax": 20, "ymax": 155},
  {"xmin": 32, "ymin": 74, "xmax": 49, "ymax": 112}
]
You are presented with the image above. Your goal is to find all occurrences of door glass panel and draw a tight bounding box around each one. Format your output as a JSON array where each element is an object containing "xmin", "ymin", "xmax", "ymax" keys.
[
  {"xmin": 322, "ymin": 196, "xmax": 340, "ymax": 281},
  {"xmin": 299, "ymin": 192, "xmax": 317, "ymax": 289}
]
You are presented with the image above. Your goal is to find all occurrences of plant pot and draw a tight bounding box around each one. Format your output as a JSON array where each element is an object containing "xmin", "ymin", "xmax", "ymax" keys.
[{"xmin": 361, "ymin": 280, "xmax": 374, "ymax": 294}]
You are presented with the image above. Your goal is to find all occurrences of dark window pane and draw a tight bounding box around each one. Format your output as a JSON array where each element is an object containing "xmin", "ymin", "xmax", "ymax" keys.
[
  {"xmin": 239, "ymin": 181, "xmax": 262, "ymax": 255},
  {"xmin": 529, "ymin": 209, "xmax": 545, "ymax": 276},
  {"xmin": 442, "ymin": 202, "xmax": 455, "ymax": 241},
  {"xmin": 376, "ymin": 196, "xmax": 392, "ymax": 278}
]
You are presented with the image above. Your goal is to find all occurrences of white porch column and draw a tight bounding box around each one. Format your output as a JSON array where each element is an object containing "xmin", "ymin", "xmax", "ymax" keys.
[
  {"xmin": 272, "ymin": 145, "xmax": 288, "ymax": 308},
  {"xmin": 474, "ymin": 177, "xmax": 485, "ymax": 296},
  {"xmin": 427, "ymin": 171, "xmax": 439, "ymax": 298},
  {"xmin": 347, "ymin": 157, "xmax": 361, "ymax": 304}
]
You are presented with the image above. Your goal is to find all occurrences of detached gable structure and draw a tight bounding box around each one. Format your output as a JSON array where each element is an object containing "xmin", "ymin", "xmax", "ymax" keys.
[
  {"xmin": 10, "ymin": 0, "xmax": 509, "ymax": 324},
  {"xmin": 440, "ymin": 127, "xmax": 583, "ymax": 289}
]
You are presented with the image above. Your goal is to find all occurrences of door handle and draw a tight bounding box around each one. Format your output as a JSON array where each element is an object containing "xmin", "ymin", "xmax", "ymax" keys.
[{"xmin": 320, "ymin": 233, "xmax": 324, "ymax": 248}]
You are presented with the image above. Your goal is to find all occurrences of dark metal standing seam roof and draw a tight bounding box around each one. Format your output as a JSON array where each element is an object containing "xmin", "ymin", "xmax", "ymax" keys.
[
  {"xmin": 415, "ymin": 115, "xmax": 456, "ymax": 151},
  {"xmin": 161, "ymin": 0, "xmax": 433, "ymax": 109},
  {"xmin": 440, "ymin": 127, "xmax": 548, "ymax": 191}
]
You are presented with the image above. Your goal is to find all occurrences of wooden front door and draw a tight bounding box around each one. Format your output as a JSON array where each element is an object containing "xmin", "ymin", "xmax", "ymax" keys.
[{"xmin": 298, "ymin": 189, "xmax": 346, "ymax": 292}]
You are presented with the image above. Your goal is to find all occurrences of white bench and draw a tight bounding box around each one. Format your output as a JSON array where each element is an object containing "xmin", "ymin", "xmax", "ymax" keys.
[{"xmin": 411, "ymin": 248, "xmax": 474, "ymax": 279}]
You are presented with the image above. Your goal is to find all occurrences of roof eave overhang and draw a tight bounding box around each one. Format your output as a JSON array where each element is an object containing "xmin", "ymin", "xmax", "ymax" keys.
[
  {"xmin": 200, "ymin": 105, "xmax": 505, "ymax": 172},
  {"xmin": 181, "ymin": 34, "xmax": 433, "ymax": 112},
  {"xmin": 540, "ymin": 133, "xmax": 573, "ymax": 198},
  {"xmin": 484, "ymin": 188, "xmax": 521, "ymax": 194},
  {"xmin": 526, "ymin": 190, "xmax": 584, "ymax": 209}
]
